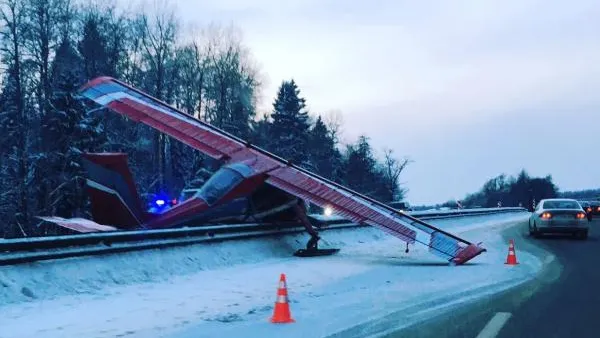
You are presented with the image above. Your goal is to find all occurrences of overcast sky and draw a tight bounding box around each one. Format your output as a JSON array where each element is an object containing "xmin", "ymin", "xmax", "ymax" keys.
[{"xmin": 146, "ymin": 0, "xmax": 600, "ymax": 204}]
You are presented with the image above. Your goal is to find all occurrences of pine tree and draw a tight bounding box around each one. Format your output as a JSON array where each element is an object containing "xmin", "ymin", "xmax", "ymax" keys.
[
  {"xmin": 249, "ymin": 113, "xmax": 271, "ymax": 148},
  {"xmin": 344, "ymin": 135, "xmax": 379, "ymax": 198},
  {"xmin": 78, "ymin": 15, "xmax": 110, "ymax": 80},
  {"xmin": 0, "ymin": 65, "xmax": 26, "ymax": 237},
  {"xmin": 371, "ymin": 167, "xmax": 392, "ymax": 202},
  {"xmin": 308, "ymin": 115, "xmax": 342, "ymax": 180},
  {"xmin": 269, "ymin": 79, "xmax": 311, "ymax": 165},
  {"xmin": 0, "ymin": 0, "xmax": 31, "ymax": 237},
  {"xmin": 39, "ymin": 38, "xmax": 103, "ymax": 218},
  {"xmin": 508, "ymin": 169, "xmax": 530, "ymax": 207}
]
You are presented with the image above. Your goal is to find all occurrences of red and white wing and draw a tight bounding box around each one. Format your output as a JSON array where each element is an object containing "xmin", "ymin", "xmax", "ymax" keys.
[
  {"xmin": 78, "ymin": 77, "xmax": 486, "ymax": 264},
  {"xmin": 265, "ymin": 167, "xmax": 485, "ymax": 264},
  {"xmin": 80, "ymin": 77, "xmax": 246, "ymax": 161}
]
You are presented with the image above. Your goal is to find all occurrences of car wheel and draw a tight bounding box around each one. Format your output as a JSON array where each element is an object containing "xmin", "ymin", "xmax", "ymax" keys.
[
  {"xmin": 580, "ymin": 230, "xmax": 589, "ymax": 240},
  {"xmin": 532, "ymin": 222, "xmax": 541, "ymax": 238}
]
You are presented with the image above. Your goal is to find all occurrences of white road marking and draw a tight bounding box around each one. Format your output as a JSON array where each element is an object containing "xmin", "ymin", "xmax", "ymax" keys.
[{"xmin": 475, "ymin": 312, "xmax": 512, "ymax": 338}]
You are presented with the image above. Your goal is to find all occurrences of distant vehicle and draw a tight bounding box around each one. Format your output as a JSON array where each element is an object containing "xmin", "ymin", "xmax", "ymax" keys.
[
  {"xmin": 589, "ymin": 200, "xmax": 600, "ymax": 216},
  {"xmin": 529, "ymin": 198, "xmax": 589, "ymax": 239},
  {"xmin": 579, "ymin": 201, "xmax": 594, "ymax": 220},
  {"xmin": 579, "ymin": 201, "xmax": 592, "ymax": 212},
  {"xmin": 388, "ymin": 201, "xmax": 412, "ymax": 211}
]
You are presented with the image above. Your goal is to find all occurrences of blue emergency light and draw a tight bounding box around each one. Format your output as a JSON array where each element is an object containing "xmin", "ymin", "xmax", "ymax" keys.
[{"xmin": 149, "ymin": 192, "xmax": 177, "ymax": 213}]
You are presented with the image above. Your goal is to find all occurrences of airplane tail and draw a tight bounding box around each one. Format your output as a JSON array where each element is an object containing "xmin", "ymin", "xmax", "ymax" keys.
[{"xmin": 81, "ymin": 153, "xmax": 146, "ymax": 229}]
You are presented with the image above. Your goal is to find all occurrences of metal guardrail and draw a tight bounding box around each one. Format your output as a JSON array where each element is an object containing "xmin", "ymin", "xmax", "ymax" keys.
[{"xmin": 0, "ymin": 207, "xmax": 527, "ymax": 265}]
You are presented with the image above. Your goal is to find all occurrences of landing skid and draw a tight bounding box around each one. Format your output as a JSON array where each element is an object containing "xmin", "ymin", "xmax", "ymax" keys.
[
  {"xmin": 294, "ymin": 248, "xmax": 340, "ymax": 257},
  {"xmin": 293, "ymin": 233, "xmax": 340, "ymax": 257},
  {"xmin": 292, "ymin": 201, "xmax": 339, "ymax": 257}
]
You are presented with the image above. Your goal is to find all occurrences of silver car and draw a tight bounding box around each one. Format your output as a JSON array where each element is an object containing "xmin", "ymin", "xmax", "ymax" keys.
[{"xmin": 529, "ymin": 198, "xmax": 589, "ymax": 239}]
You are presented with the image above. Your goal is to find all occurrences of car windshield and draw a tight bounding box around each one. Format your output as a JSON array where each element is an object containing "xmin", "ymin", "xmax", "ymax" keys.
[
  {"xmin": 197, "ymin": 167, "xmax": 244, "ymax": 206},
  {"xmin": 542, "ymin": 200, "xmax": 580, "ymax": 209}
]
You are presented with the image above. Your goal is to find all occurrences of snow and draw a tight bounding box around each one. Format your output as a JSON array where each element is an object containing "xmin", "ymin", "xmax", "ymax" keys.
[{"xmin": 0, "ymin": 212, "xmax": 541, "ymax": 338}]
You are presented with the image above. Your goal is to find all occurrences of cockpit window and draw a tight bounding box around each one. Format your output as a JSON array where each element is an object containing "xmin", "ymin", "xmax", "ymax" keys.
[
  {"xmin": 227, "ymin": 163, "xmax": 254, "ymax": 177},
  {"xmin": 197, "ymin": 167, "xmax": 244, "ymax": 206}
]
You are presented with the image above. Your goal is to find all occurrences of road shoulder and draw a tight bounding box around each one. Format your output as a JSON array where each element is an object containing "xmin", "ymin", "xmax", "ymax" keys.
[{"xmin": 380, "ymin": 219, "xmax": 563, "ymax": 338}]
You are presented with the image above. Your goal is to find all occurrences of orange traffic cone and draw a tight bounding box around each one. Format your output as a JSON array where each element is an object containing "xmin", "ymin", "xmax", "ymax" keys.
[
  {"xmin": 270, "ymin": 273, "xmax": 295, "ymax": 323},
  {"xmin": 505, "ymin": 239, "xmax": 518, "ymax": 265}
]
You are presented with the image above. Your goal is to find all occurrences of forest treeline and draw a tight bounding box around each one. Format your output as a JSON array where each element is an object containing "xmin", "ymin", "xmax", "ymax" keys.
[
  {"xmin": 434, "ymin": 170, "xmax": 561, "ymax": 211},
  {"xmin": 0, "ymin": 1, "xmax": 410, "ymax": 238}
]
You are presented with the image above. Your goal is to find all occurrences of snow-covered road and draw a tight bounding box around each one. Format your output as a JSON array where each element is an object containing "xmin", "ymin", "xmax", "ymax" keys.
[{"xmin": 0, "ymin": 213, "xmax": 542, "ymax": 338}]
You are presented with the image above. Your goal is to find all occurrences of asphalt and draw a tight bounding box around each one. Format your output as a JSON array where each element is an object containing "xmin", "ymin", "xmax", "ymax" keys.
[{"xmin": 387, "ymin": 217, "xmax": 600, "ymax": 338}]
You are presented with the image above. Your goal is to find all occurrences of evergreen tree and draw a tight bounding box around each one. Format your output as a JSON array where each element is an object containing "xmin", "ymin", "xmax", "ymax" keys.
[
  {"xmin": 78, "ymin": 15, "xmax": 110, "ymax": 79},
  {"xmin": 0, "ymin": 65, "xmax": 22, "ymax": 152},
  {"xmin": 39, "ymin": 38, "xmax": 103, "ymax": 218},
  {"xmin": 0, "ymin": 0, "xmax": 32, "ymax": 236},
  {"xmin": 371, "ymin": 166, "xmax": 393, "ymax": 202},
  {"xmin": 508, "ymin": 169, "xmax": 530, "ymax": 207},
  {"xmin": 269, "ymin": 79, "xmax": 311, "ymax": 164},
  {"xmin": 344, "ymin": 135, "xmax": 378, "ymax": 198},
  {"xmin": 250, "ymin": 113, "xmax": 271, "ymax": 148},
  {"xmin": 308, "ymin": 115, "xmax": 342, "ymax": 180},
  {"xmin": 0, "ymin": 65, "xmax": 26, "ymax": 237},
  {"xmin": 530, "ymin": 175, "xmax": 559, "ymax": 202}
]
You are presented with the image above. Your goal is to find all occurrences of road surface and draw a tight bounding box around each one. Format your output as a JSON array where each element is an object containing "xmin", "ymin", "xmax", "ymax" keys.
[{"xmin": 389, "ymin": 218, "xmax": 600, "ymax": 338}]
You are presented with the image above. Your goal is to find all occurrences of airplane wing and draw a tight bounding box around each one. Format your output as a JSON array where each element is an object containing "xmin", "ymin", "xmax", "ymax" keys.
[
  {"xmin": 78, "ymin": 77, "xmax": 486, "ymax": 264},
  {"xmin": 79, "ymin": 77, "xmax": 246, "ymax": 161}
]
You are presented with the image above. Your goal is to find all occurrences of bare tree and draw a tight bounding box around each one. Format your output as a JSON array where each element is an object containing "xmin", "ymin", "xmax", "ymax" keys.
[
  {"xmin": 138, "ymin": 3, "xmax": 177, "ymax": 100},
  {"xmin": 175, "ymin": 29, "xmax": 213, "ymax": 119},
  {"xmin": 136, "ymin": 1, "xmax": 178, "ymax": 192},
  {"xmin": 324, "ymin": 109, "xmax": 344, "ymax": 145},
  {"xmin": 203, "ymin": 23, "xmax": 259, "ymax": 137},
  {"xmin": 382, "ymin": 148, "xmax": 412, "ymax": 201},
  {"xmin": 25, "ymin": 0, "xmax": 66, "ymax": 116}
]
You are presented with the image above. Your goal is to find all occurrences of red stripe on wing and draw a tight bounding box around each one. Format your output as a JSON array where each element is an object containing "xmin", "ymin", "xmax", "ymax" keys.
[
  {"xmin": 79, "ymin": 76, "xmax": 114, "ymax": 91},
  {"xmin": 104, "ymin": 99, "xmax": 245, "ymax": 159},
  {"xmin": 266, "ymin": 167, "xmax": 417, "ymax": 244}
]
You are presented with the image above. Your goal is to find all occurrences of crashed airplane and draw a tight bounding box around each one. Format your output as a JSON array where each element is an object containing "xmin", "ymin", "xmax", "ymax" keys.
[{"xmin": 40, "ymin": 76, "xmax": 486, "ymax": 264}]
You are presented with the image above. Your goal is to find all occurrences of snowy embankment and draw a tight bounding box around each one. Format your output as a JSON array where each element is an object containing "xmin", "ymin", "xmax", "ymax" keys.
[{"xmin": 0, "ymin": 213, "xmax": 541, "ymax": 338}]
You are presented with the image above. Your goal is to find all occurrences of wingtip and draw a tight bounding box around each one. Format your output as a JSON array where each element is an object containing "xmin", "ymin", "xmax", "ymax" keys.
[
  {"xmin": 79, "ymin": 76, "xmax": 116, "ymax": 92},
  {"xmin": 451, "ymin": 243, "xmax": 487, "ymax": 265}
]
